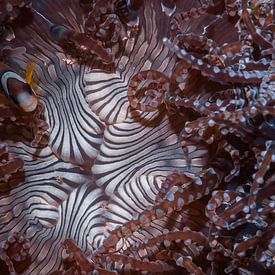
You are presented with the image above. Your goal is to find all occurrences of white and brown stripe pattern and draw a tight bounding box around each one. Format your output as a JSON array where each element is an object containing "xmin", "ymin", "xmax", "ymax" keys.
[{"xmin": 0, "ymin": 0, "xmax": 210, "ymax": 273}]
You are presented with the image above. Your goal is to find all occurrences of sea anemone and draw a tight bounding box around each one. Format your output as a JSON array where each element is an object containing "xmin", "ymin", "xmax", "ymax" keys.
[{"xmin": 0, "ymin": 1, "xmax": 274, "ymax": 274}]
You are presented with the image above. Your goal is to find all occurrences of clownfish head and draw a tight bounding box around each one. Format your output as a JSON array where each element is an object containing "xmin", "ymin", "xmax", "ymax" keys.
[{"xmin": 1, "ymin": 70, "xmax": 38, "ymax": 112}]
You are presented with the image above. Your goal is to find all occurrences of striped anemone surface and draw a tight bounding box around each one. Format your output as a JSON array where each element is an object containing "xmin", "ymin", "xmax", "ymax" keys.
[{"xmin": 0, "ymin": 0, "xmax": 211, "ymax": 274}]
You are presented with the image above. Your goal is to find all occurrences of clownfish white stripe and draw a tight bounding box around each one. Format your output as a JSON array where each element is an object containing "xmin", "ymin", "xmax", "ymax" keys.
[{"xmin": 1, "ymin": 71, "xmax": 26, "ymax": 97}]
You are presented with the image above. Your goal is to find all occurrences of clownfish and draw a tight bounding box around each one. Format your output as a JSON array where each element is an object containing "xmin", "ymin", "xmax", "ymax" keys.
[{"xmin": 0, "ymin": 62, "xmax": 38, "ymax": 112}]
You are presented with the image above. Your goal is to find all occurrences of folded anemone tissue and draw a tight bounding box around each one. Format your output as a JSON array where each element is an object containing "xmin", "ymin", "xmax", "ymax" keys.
[{"xmin": 0, "ymin": 0, "xmax": 274, "ymax": 274}]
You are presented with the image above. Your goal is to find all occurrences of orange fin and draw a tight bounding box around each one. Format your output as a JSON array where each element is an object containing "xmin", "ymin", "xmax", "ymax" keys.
[{"xmin": 26, "ymin": 61, "xmax": 38, "ymax": 88}]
